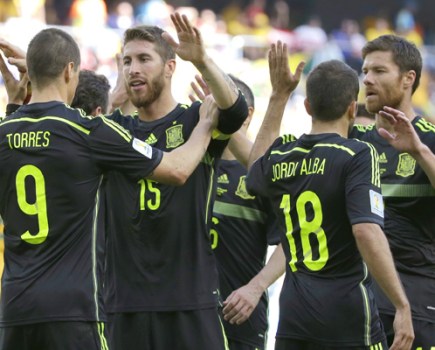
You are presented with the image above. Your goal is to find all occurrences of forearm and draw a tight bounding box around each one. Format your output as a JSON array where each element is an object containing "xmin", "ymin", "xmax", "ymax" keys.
[
  {"xmin": 193, "ymin": 56, "xmax": 239, "ymax": 109},
  {"xmin": 228, "ymin": 131, "xmax": 253, "ymax": 168},
  {"xmin": 410, "ymin": 144, "xmax": 435, "ymax": 188},
  {"xmin": 151, "ymin": 120, "xmax": 212, "ymax": 185},
  {"xmin": 248, "ymin": 92, "xmax": 289, "ymax": 168},
  {"xmin": 353, "ymin": 223, "xmax": 410, "ymax": 311},
  {"xmin": 247, "ymin": 243, "xmax": 286, "ymax": 293}
]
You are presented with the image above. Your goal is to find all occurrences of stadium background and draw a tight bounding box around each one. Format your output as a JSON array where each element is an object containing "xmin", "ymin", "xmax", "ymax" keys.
[{"xmin": 1, "ymin": 0, "xmax": 435, "ymax": 348}]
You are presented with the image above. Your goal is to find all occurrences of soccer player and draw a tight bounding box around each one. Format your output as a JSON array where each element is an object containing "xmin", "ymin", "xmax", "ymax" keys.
[
  {"xmin": 71, "ymin": 69, "xmax": 111, "ymax": 115},
  {"xmin": 0, "ymin": 27, "xmax": 218, "ymax": 350},
  {"xmin": 377, "ymin": 107, "xmax": 435, "ymax": 186},
  {"xmin": 203, "ymin": 75, "xmax": 285, "ymax": 350},
  {"xmin": 246, "ymin": 46, "xmax": 414, "ymax": 348},
  {"xmin": 103, "ymin": 13, "xmax": 248, "ymax": 350},
  {"xmin": 349, "ymin": 34, "xmax": 435, "ymax": 349}
]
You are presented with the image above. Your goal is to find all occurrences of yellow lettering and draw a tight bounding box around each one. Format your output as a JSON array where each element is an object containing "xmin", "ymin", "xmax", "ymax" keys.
[
  {"xmin": 280, "ymin": 162, "xmax": 288, "ymax": 179},
  {"xmin": 43, "ymin": 131, "xmax": 50, "ymax": 147},
  {"xmin": 300, "ymin": 158, "xmax": 326, "ymax": 176},
  {"xmin": 6, "ymin": 134, "xmax": 13, "ymax": 149},
  {"xmin": 318, "ymin": 159, "xmax": 325, "ymax": 174},
  {"xmin": 300, "ymin": 159, "xmax": 308, "ymax": 175},
  {"xmin": 28, "ymin": 131, "xmax": 36, "ymax": 147},
  {"xmin": 6, "ymin": 131, "xmax": 51, "ymax": 149}
]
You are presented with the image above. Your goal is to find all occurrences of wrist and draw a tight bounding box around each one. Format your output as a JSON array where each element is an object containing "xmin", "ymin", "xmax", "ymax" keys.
[
  {"xmin": 409, "ymin": 143, "xmax": 430, "ymax": 160},
  {"xmin": 270, "ymin": 90, "xmax": 292, "ymax": 101},
  {"xmin": 192, "ymin": 55, "xmax": 211, "ymax": 71}
]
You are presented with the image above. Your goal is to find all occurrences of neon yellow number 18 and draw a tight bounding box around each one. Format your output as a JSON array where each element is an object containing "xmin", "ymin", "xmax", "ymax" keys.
[{"xmin": 280, "ymin": 191, "xmax": 329, "ymax": 272}]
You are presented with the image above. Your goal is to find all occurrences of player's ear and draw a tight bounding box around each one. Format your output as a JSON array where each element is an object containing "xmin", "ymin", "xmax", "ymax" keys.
[
  {"xmin": 243, "ymin": 107, "xmax": 254, "ymax": 127},
  {"xmin": 304, "ymin": 98, "xmax": 312, "ymax": 116},
  {"xmin": 403, "ymin": 70, "xmax": 416, "ymax": 90},
  {"xmin": 348, "ymin": 100, "xmax": 357, "ymax": 122},
  {"xmin": 165, "ymin": 59, "xmax": 176, "ymax": 79},
  {"xmin": 64, "ymin": 62, "xmax": 76, "ymax": 83}
]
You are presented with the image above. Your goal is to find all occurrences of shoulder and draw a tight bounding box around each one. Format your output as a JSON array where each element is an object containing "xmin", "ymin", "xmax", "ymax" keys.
[
  {"xmin": 342, "ymin": 137, "xmax": 378, "ymax": 156},
  {"xmin": 349, "ymin": 123, "xmax": 376, "ymax": 138},
  {"xmin": 414, "ymin": 116, "xmax": 435, "ymax": 135}
]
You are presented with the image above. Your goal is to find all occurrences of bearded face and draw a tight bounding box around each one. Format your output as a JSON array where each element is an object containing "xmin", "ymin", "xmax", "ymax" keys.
[{"xmin": 362, "ymin": 51, "xmax": 406, "ymax": 114}]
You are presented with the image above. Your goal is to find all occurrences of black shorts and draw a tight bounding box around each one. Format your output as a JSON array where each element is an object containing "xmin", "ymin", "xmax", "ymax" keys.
[
  {"xmin": 380, "ymin": 313, "xmax": 435, "ymax": 349},
  {"xmin": 0, "ymin": 321, "xmax": 109, "ymax": 350},
  {"xmin": 275, "ymin": 338, "xmax": 388, "ymax": 350},
  {"xmin": 108, "ymin": 308, "xmax": 228, "ymax": 350}
]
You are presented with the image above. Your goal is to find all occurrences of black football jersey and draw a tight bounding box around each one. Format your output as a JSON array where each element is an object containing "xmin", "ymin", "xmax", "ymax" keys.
[
  {"xmin": 0, "ymin": 101, "xmax": 162, "ymax": 326},
  {"xmin": 246, "ymin": 133, "xmax": 386, "ymax": 346},
  {"xmin": 212, "ymin": 159, "xmax": 279, "ymax": 348}
]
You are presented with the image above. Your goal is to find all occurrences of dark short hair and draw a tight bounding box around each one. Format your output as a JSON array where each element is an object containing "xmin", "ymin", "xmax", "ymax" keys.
[
  {"xmin": 228, "ymin": 74, "xmax": 254, "ymax": 109},
  {"xmin": 27, "ymin": 28, "xmax": 81, "ymax": 89},
  {"xmin": 123, "ymin": 25, "xmax": 175, "ymax": 62},
  {"xmin": 306, "ymin": 60, "xmax": 359, "ymax": 121},
  {"xmin": 71, "ymin": 70, "xmax": 111, "ymax": 115},
  {"xmin": 362, "ymin": 34, "xmax": 422, "ymax": 94}
]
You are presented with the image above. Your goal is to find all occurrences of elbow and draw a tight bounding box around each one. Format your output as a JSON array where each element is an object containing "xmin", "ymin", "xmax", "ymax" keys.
[{"xmin": 167, "ymin": 169, "xmax": 189, "ymax": 186}]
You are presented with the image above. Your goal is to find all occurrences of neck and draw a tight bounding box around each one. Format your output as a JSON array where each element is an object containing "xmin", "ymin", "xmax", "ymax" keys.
[
  {"xmin": 310, "ymin": 118, "xmax": 349, "ymax": 138},
  {"xmin": 137, "ymin": 89, "xmax": 178, "ymax": 122},
  {"xmin": 28, "ymin": 84, "xmax": 68, "ymax": 105}
]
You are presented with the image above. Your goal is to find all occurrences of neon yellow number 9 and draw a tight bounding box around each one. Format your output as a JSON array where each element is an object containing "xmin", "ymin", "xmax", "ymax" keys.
[
  {"xmin": 280, "ymin": 191, "xmax": 329, "ymax": 272},
  {"xmin": 16, "ymin": 165, "xmax": 49, "ymax": 244}
]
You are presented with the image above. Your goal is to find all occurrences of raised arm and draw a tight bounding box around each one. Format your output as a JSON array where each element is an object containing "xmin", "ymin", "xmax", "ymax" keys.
[
  {"xmin": 0, "ymin": 50, "xmax": 28, "ymax": 106},
  {"xmin": 378, "ymin": 106, "xmax": 435, "ymax": 188},
  {"xmin": 163, "ymin": 12, "xmax": 238, "ymax": 109},
  {"xmin": 189, "ymin": 74, "xmax": 253, "ymax": 166},
  {"xmin": 353, "ymin": 223, "xmax": 414, "ymax": 350},
  {"xmin": 148, "ymin": 95, "xmax": 218, "ymax": 185},
  {"xmin": 222, "ymin": 243, "xmax": 285, "ymax": 325},
  {"xmin": 247, "ymin": 41, "xmax": 304, "ymax": 168}
]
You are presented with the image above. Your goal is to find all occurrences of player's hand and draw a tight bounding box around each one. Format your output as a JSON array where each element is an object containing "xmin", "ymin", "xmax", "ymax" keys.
[
  {"xmin": 268, "ymin": 40, "xmax": 304, "ymax": 97},
  {"xmin": 108, "ymin": 53, "xmax": 131, "ymax": 113},
  {"xmin": 389, "ymin": 306, "xmax": 414, "ymax": 350},
  {"xmin": 378, "ymin": 107, "xmax": 421, "ymax": 155},
  {"xmin": 222, "ymin": 283, "xmax": 263, "ymax": 325},
  {"xmin": 0, "ymin": 52, "xmax": 29, "ymax": 104},
  {"xmin": 163, "ymin": 13, "xmax": 207, "ymax": 65},
  {"xmin": 199, "ymin": 94, "xmax": 218, "ymax": 130},
  {"xmin": 188, "ymin": 75, "xmax": 210, "ymax": 102}
]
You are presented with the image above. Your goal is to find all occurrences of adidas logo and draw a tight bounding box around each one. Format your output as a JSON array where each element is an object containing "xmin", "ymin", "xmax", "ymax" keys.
[
  {"xmin": 145, "ymin": 133, "xmax": 157, "ymax": 145},
  {"xmin": 217, "ymin": 174, "xmax": 229, "ymax": 184},
  {"xmin": 379, "ymin": 152, "xmax": 388, "ymax": 163}
]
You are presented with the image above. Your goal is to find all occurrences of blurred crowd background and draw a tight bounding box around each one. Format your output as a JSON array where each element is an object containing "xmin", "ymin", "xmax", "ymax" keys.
[{"xmin": 1, "ymin": 0, "xmax": 435, "ymax": 138}]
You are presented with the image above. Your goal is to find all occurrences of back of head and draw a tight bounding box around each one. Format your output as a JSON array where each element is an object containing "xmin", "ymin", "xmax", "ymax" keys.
[
  {"xmin": 27, "ymin": 28, "xmax": 81, "ymax": 89},
  {"xmin": 228, "ymin": 74, "xmax": 254, "ymax": 110},
  {"xmin": 71, "ymin": 70, "xmax": 111, "ymax": 115},
  {"xmin": 306, "ymin": 60, "xmax": 359, "ymax": 121},
  {"xmin": 123, "ymin": 25, "xmax": 175, "ymax": 62},
  {"xmin": 362, "ymin": 34, "xmax": 422, "ymax": 93}
]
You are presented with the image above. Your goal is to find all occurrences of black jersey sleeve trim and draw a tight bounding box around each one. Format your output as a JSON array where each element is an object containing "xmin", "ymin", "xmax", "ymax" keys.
[{"xmin": 216, "ymin": 90, "xmax": 249, "ymax": 135}]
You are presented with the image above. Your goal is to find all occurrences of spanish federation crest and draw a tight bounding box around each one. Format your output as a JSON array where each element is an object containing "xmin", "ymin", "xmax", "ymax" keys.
[
  {"xmin": 396, "ymin": 153, "xmax": 416, "ymax": 177},
  {"xmin": 165, "ymin": 124, "xmax": 184, "ymax": 148},
  {"xmin": 235, "ymin": 176, "xmax": 255, "ymax": 200}
]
